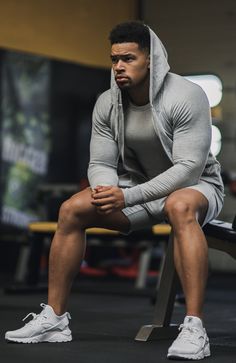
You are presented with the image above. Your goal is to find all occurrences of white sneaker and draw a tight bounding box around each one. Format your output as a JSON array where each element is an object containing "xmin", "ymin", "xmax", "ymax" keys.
[
  {"xmin": 167, "ymin": 316, "xmax": 210, "ymax": 360},
  {"xmin": 5, "ymin": 303, "xmax": 72, "ymax": 343}
]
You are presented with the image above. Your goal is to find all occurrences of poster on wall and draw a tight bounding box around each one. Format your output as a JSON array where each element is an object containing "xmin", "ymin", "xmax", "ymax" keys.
[{"xmin": 0, "ymin": 51, "xmax": 51, "ymax": 229}]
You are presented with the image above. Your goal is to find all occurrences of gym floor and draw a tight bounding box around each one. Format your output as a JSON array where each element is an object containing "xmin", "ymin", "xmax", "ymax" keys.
[{"xmin": 1, "ymin": 274, "xmax": 236, "ymax": 363}]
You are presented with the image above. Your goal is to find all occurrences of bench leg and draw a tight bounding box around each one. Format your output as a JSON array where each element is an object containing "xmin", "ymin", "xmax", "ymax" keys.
[
  {"xmin": 135, "ymin": 245, "xmax": 152, "ymax": 289},
  {"xmin": 26, "ymin": 232, "xmax": 45, "ymax": 285},
  {"xmin": 135, "ymin": 234, "xmax": 179, "ymax": 341},
  {"xmin": 14, "ymin": 245, "xmax": 30, "ymax": 283}
]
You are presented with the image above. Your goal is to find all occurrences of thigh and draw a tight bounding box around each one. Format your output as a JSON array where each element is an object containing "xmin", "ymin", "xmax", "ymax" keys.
[
  {"xmin": 122, "ymin": 204, "xmax": 157, "ymax": 232},
  {"xmin": 187, "ymin": 181, "xmax": 224, "ymax": 225},
  {"xmin": 68, "ymin": 187, "xmax": 130, "ymax": 234}
]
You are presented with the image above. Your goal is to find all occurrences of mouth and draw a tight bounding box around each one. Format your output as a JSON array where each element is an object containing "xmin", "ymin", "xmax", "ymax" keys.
[{"xmin": 115, "ymin": 76, "xmax": 129, "ymax": 83}]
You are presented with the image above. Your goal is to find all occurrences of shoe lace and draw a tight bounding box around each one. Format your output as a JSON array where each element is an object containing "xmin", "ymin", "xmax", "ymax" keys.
[
  {"xmin": 177, "ymin": 324, "xmax": 202, "ymax": 345},
  {"xmin": 22, "ymin": 303, "xmax": 48, "ymax": 326}
]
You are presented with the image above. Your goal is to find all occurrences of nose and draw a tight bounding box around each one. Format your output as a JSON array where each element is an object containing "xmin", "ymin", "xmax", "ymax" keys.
[{"xmin": 114, "ymin": 59, "xmax": 125, "ymax": 72}]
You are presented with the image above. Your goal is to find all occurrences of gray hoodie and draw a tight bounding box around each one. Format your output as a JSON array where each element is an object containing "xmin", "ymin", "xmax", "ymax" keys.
[{"xmin": 88, "ymin": 27, "xmax": 224, "ymax": 211}]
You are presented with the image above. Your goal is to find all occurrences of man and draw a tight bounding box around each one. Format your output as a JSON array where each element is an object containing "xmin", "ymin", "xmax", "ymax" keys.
[{"xmin": 6, "ymin": 22, "xmax": 224, "ymax": 360}]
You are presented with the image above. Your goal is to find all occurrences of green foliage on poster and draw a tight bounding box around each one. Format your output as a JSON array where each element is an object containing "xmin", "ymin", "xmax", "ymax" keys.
[{"xmin": 1, "ymin": 51, "xmax": 51, "ymax": 228}]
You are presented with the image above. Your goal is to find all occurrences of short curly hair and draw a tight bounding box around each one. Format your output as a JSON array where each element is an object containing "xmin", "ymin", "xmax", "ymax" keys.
[{"xmin": 109, "ymin": 21, "xmax": 150, "ymax": 53}]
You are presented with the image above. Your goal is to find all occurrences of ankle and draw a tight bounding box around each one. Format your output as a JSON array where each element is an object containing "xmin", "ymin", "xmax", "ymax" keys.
[
  {"xmin": 47, "ymin": 302, "xmax": 66, "ymax": 316},
  {"xmin": 186, "ymin": 309, "xmax": 203, "ymax": 320},
  {"xmin": 186, "ymin": 314, "xmax": 203, "ymax": 320}
]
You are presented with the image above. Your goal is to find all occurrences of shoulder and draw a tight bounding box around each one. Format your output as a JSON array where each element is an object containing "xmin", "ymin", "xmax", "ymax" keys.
[
  {"xmin": 92, "ymin": 89, "xmax": 114, "ymax": 129},
  {"xmin": 164, "ymin": 73, "xmax": 209, "ymax": 106},
  {"xmin": 96, "ymin": 89, "xmax": 112, "ymax": 104},
  {"xmin": 162, "ymin": 73, "xmax": 210, "ymax": 118},
  {"xmin": 94, "ymin": 89, "xmax": 112, "ymax": 115}
]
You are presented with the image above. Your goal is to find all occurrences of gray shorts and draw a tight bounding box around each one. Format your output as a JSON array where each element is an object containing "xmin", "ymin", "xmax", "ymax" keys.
[{"xmin": 122, "ymin": 180, "xmax": 224, "ymax": 232}]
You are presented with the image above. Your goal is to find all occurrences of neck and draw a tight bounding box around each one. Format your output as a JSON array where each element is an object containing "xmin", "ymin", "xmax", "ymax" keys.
[{"xmin": 127, "ymin": 77, "xmax": 150, "ymax": 106}]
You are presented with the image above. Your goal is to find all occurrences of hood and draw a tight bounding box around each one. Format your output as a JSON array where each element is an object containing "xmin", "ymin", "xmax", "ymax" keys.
[
  {"xmin": 110, "ymin": 26, "xmax": 170, "ymax": 105},
  {"xmin": 148, "ymin": 27, "xmax": 170, "ymax": 102}
]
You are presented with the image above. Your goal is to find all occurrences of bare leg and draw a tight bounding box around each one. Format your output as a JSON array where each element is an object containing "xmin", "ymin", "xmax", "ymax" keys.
[
  {"xmin": 48, "ymin": 188, "xmax": 130, "ymax": 315},
  {"xmin": 164, "ymin": 189, "xmax": 209, "ymax": 319}
]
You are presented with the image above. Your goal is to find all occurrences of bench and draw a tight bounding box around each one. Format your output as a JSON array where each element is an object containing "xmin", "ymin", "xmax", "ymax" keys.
[
  {"xmin": 10, "ymin": 218, "xmax": 236, "ymax": 342},
  {"xmin": 13, "ymin": 222, "xmax": 171, "ymax": 289},
  {"xmin": 135, "ymin": 219, "xmax": 236, "ymax": 341}
]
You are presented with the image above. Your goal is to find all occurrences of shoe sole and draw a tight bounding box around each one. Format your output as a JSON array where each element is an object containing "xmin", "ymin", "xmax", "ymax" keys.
[
  {"xmin": 167, "ymin": 353, "xmax": 210, "ymax": 360},
  {"xmin": 167, "ymin": 355, "xmax": 210, "ymax": 361},
  {"xmin": 167, "ymin": 345, "xmax": 210, "ymax": 360},
  {"xmin": 5, "ymin": 331, "xmax": 72, "ymax": 344}
]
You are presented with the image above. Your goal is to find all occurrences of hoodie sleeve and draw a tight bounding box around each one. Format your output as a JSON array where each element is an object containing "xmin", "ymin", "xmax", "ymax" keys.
[
  {"xmin": 88, "ymin": 92, "xmax": 119, "ymax": 188},
  {"xmin": 123, "ymin": 84, "xmax": 212, "ymax": 207}
]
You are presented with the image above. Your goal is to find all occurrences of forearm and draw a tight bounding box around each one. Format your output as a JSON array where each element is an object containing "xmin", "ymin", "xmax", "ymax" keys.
[
  {"xmin": 123, "ymin": 161, "xmax": 203, "ymax": 207},
  {"xmin": 88, "ymin": 125, "xmax": 119, "ymax": 188},
  {"xmin": 88, "ymin": 162, "xmax": 119, "ymax": 188}
]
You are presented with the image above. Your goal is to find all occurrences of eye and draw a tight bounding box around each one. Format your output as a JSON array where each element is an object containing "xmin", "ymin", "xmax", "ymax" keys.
[
  {"xmin": 123, "ymin": 56, "xmax": 134, "ymax": 62},
  {"xmin": 111, "ymin": 56, "xmax": 118, "ymax": 64}
]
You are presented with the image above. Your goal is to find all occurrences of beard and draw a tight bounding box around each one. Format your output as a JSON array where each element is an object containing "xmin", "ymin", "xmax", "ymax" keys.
[{"xmin": 115, "ymin": 77, "xmax": 132, "ymax": 89}]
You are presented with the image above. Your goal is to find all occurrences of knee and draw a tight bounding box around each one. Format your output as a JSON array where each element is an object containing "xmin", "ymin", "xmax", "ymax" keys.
[
  {"xmin": 59, "ymin": 198, "xmax": 76, "ymax": 219},
  {"xmin": 164, "ymin": 196, "xmax": 194, "ymax": 224},
  {"xmin": 58, "ymin": 196, "xmax": 86, "ymax": 230}
]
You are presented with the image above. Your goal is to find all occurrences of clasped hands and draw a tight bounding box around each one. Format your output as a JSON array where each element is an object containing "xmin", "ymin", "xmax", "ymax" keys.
[{"xmin": 91, "ymin": 185, "xmax": 125, "ymax": 215}]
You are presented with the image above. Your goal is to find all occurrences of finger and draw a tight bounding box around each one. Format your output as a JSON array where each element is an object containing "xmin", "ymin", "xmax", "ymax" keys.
[
  {"xmin": 91, "ymin": 197, "xmax": 114, "ymax": 206},
  {"xmin": 94, "ymin": 185, "xmax": 112, "ymax": 192},
  {"xmin": 93, "ymin": 191, "xmax": 113, "ymax": 199},
  {"xmin": 98, "ymin": 204, "xmax": 114, "ymax": 211}
]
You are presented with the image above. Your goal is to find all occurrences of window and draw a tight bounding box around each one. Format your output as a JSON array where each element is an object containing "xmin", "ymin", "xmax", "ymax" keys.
[
  {"xmin": 184, "ymin": 74, "xmax": 223, "ymax": 156},
  {"xmin": 184, "ymin": 74, "xmax": 222, "ymax": 108}
]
